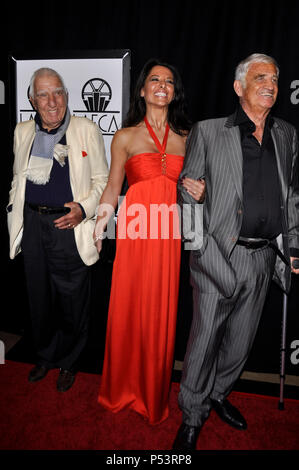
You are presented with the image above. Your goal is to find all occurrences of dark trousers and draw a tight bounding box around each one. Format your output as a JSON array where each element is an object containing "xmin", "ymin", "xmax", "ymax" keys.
[{"xmin": 21, "ymin": 204, "xmax": 91, "ymax": 371}]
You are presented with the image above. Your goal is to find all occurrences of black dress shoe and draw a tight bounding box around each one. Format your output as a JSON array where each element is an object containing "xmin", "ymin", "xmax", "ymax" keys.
[
  {"xmin": 28, "ymin": 365, "xmax": 49, "ymax": 383},
  {"xmin": 57, "ymin": 369, "xmax": 76, "ymax": 392},
  {"xmin": 172, "ymin": 423, "xmax": 201, "ymax": 450},
  {"xmin": 211, "ymin": 398, "xmax": 247, "ymax": 430}
]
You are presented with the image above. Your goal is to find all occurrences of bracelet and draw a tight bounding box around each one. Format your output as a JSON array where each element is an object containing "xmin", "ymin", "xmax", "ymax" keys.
[{"xmin": 94, "ymin": 233, "xmax": 105, "ymax": 243}]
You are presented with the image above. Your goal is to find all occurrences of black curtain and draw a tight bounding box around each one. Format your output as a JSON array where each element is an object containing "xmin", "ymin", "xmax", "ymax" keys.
[
  {"xmin": 2, "ymin": 1, "xmax": 299, "ymax": 120},
  {"xmin": 1, "ymin": 0, "xmax": 298, "ymax": 376}
]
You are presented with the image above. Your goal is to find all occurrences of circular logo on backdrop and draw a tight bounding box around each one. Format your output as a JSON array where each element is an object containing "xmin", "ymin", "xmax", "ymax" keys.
[
  {"xmin": 27, "ymin": 86, "xmax": 35, "ymax": 109},
  {"xmin": 82, "ymin": 78, "xmax": 112, "ymax": 112}
]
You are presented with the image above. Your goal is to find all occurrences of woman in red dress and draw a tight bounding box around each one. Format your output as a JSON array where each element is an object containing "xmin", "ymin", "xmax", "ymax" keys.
[{"xmin": 94, "ymin": 59, "xmax": 204, "ymax": 424}]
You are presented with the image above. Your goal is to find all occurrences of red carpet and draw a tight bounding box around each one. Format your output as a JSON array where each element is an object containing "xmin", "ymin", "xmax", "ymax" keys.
[{"xmin": 0, "ymin": 360, "xmax": 298, "ymax": 451}]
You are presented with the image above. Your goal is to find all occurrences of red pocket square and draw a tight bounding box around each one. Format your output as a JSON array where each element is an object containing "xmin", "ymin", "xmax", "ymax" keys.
[{"xmin": 82, "ymin": 151, "xmax": 88, "ymax": 157}]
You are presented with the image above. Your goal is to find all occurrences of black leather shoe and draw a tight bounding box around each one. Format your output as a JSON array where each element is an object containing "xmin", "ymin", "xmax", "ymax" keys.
[
  {"xmin": 57, "ymin": 369, "xmax": 76, "ymax": 392},
  {"xmin": 172, "ymin": 423, "xmax": 201, "ymax": 450},
  {"xmin": 211, "ymin": 398, "xmax": 247, "ymax": 430},
  {"xmin": 28, "ymin": 365, "xmax": 49, "ymax": 383}
]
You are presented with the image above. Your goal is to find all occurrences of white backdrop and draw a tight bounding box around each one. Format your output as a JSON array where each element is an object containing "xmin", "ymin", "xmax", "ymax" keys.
[{"xmin": 12, "ymin": 52, "xmax": 131, "ymax": 165}]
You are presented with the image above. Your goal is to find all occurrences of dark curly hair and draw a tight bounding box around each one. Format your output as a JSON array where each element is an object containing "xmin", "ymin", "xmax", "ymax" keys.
[{"xmin": 123, "ymin": 58, "xmax": 192, "ymax": 136}]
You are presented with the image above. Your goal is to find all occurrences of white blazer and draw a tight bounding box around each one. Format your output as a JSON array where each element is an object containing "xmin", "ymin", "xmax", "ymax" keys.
[{"xmin": 8, "ymin": 116, "xmax": 109, "ymax": 266}]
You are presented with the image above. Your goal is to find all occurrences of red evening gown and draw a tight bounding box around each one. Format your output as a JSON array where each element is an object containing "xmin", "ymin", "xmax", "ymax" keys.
[{"xmin": 98, "ymin": 118, "xmax": 184, "ymax": 424}]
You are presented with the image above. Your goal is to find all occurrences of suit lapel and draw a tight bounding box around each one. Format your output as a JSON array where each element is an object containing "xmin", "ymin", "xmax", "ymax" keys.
[
  {"xmin": 66, "ymin": 116, "xmax": 77, "ymax": 190},
  {"xmin": 22, "ymin": 122, "xmax": 36, "ymax": 171},
  {"xmin": 66, "ymin": 117, "xmax": 83, "ymax": 198},
  {"xmin": 271, "ymin": 121, "xmax": 288, "ymax": 202},
  {"xmin": 222, "ymin": 114, "xmax": 243, "ymax": 201},
  {"xmin": 221, "ymin": 115, "xmax": 288, "ymax": 204}
]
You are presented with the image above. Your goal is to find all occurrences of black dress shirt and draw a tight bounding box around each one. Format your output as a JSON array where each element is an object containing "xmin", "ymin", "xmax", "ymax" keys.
[{"xmin": 235, "ymin": 106, "xmax": 282, "ymax": 239}]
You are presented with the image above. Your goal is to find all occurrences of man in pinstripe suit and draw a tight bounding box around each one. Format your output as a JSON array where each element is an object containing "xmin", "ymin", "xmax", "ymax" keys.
[{"xmin": 173, "ymin": 53, "xmax": 299, "ymax": 450}]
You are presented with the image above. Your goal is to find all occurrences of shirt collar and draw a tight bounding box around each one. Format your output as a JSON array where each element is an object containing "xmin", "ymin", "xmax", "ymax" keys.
[{"xmin": 234, "ymin": 105, "xmax": 274, "ymax": 131}]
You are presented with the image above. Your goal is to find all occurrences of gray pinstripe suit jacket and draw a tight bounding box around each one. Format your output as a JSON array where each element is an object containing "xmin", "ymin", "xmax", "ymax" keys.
[{"xmin": 178, "ymin": 112, "xmax": 299, "ymax": 296}]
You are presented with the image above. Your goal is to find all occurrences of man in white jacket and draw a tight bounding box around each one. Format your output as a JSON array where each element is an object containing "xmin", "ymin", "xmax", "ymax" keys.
[{"xmin": 7, "ymin": 68, "xmax": 109, "ymax": 391}]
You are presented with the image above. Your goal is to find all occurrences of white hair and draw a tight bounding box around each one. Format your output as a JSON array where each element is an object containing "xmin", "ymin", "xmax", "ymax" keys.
[
  {"xmin": 29, "ymin": 67, "xmax": 68, "ymax": 98},
  {"xmin": 235, "ymin": 53, "xmax": 279, "ymax": 88}
]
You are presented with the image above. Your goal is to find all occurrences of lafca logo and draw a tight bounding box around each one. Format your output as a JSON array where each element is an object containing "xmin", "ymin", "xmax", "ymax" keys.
[
  {"xmin": 82, "ymin": 78, "xmax": 112, "ymax": 112},
  {"xmin": 19, "ymin": 78, "xmax": 120, "ymax": 137},
  {"xmin": 74, "ymin": 77, "xmax": 119, "ymax": 136}
]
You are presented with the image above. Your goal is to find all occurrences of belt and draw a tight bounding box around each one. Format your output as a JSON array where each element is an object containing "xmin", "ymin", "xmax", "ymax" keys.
[
  {"xmin": 237, "ymin": 237, "xmax": 271, "ymax": 249},
  {"xmin": 26, "ymin": 203, "xmax": 70, "ymax": 215},
  {"xmin": 237, "ymin": 236, "xmax": 289, "ymax": 265}
]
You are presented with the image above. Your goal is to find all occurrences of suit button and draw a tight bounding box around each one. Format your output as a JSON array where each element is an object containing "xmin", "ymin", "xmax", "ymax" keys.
[{"xmin": 237, "ymin": 209, "xmax": 242, "ymax": 214}]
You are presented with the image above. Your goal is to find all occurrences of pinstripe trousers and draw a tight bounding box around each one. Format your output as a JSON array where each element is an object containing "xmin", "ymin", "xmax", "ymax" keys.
[{"xmin": 178, "ymin": 243, "xmax": 277, "ymax": 427}]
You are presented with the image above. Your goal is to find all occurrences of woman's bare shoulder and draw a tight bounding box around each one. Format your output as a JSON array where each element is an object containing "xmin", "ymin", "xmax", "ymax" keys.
[{"xmin": 112, "ymin": 124, "xmax": 144, "ymax": 150}]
